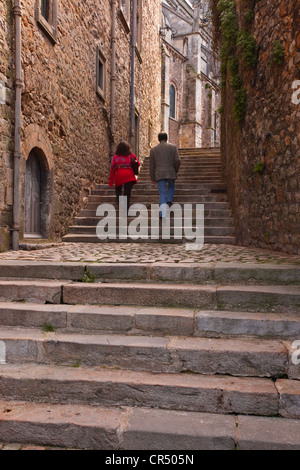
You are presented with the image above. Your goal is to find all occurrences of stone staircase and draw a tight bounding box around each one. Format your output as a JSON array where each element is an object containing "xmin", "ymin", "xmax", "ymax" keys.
[
  {"xmin": 62, "ymin": 148, "xmax": 236, "ymax": 245},
  {"xmin": 0, "ymin": 259, "xmax": 300, "ymax": 449}
]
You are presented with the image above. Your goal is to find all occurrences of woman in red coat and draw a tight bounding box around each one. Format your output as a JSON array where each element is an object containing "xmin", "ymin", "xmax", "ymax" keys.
[{"xmin": 109, "ymin": 141, "xmax": 140, "ymax": 211}]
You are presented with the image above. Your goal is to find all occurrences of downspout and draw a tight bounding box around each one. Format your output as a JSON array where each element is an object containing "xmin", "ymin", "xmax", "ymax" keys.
[
  {"xmin": 130, "ymin": 0, "xmax": 136, "ymax": 148},
  {"xmin": 12, "ymin": 0, "xmax": 22, "ymax": 251},
  {"xmin": 110, "ymin": 0, "xmax": 117, "ymax": 159}
]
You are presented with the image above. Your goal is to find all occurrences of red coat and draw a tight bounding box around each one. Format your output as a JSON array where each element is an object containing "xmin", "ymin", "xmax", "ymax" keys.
[{"xmin": 109, "ymin": 153, "xmax": 140, "ymax": 187}]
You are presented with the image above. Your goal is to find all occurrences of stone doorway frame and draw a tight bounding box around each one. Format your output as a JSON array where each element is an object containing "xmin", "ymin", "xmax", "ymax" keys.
[{"xmin": 21, "ymin": 124, "xmax": 54, "ymax": 240}]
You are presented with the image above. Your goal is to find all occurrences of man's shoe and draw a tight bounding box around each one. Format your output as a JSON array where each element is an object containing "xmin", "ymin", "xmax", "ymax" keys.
[{"xmin": 167, "ymin": 201, "xmax": 173, "ymax": 207}]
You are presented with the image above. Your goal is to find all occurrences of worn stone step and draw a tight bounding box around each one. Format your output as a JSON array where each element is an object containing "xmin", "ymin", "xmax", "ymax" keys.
[
  {"xmin": 62, "ymin": 282, "xmax": 216, "ymax": 308},
  {"xmin": 131, "ymin": 188, "xmax": 227, "ymax": 195},
  {"xmin": 84, "ymin": 201, "xmax": 230, "ymax": 210},
  {"xmin": 60, "ymin": 282, "xmax": 300, "ymax": 312},
  {"xmin": 138, "ymin": 177, "xmax": 222, "ymax": 182},
  {"xmin": 86, "ymin": 194, "xmax": 229, "ymax": 203},
  {"xmin": 75, "ymin": 217, "xmax": 234, "ymax": 227},
  {"xmin": 217, "ymin": 285, "xmax": 300, "ymax": 312},
  {"xmin": 0, "ymin": 328, "xmax": 289, "ymax": 377},
  {"xmin": 95, "ymin": 183, "xmax": 227, "ymax": 191},
  {"xmin": 68, "ymin": 226, "xmax": 235, "ymax": 237},
  {"xmin": 196, "ymin": 310, "xmax": 300, "ymax": 339},
  {"xmin": 0, "ymin": 280, "xmax": 65, "ymax": 304},
  {"xmin": 1, "ymin": 261, "xmax": 299, "ymax": 285},
  {"xmin": 0, "ymin": 364, "xmax": 283, "ymax": 417},
  {"xmin": 1, "ymin": 261, "xmax": 298, "ymax": 284},
  {"xmin": 0, "ymin": 302, "xmax": 299, "ymax": 341},
  {"xmin": 61, "ymin": 234, "xmax": 236, "ymax": 244},
  {"xmin": 74, "ymin": 210, "xmax": 233, "ymax": 224},
  {"xmin": 0, "ymin": 402, "xmax": 300, "ymax": 450}
]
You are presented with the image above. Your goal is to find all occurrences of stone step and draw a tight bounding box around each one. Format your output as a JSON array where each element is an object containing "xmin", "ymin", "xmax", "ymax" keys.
[
  {"xmin": 86, "ymin": 194, "xmax": 230, "ymax": 203},
  {"xmin": 95, "ymin": 183, "xmax": 227, "ymax": 191},
  {"xmin": 1, "ymin": 261, "xmax": 299, "ymax": 285},
  {"xmin": 61, "ymin": 234, "xmax": 237, "ymax": 244},
  {"xmin": 0, "ymin": 364, "xmax": 292, "ymax": 417},
  {"xmin": 68, "ymin": 226, "xmax": 236, "ymax": 237},
  {"xmin": 0, "ymin": 280, "xmax": 64, "ymax": 304},
  {"xmin": 0, "ymin": 328, "xmax": 289, "ymax": 377},
  {"xmin": 141, "ymin": 166, "xmax": 222, "ymax": 173},
  {"xmin": 81, "ymin": 201, "xmax": 231, "ymax": 211},
  {"xmin": 138, "ymin": 177, "xmax": 222, "ymax": 185},
  {"xmin": 74, "ymin": 216, "xmax": 234, "ymax": 227},
  {"xmin": 60, "ymin": 282, "xmax": 300, "ymax": 312},
  {"xmin": 2, "ymin": 400, "xmax": 300, "ymax": 450},
  {"xmin": 74, "ymin": 209, "xmax": 234, "ymax": 223},
  {"xmin": 92, "ymin": 188, "xmax": 227, "ymax": 196},
  {"xmin": 0, "ymin": 302, "xmax": 299, "ymax": 340}
]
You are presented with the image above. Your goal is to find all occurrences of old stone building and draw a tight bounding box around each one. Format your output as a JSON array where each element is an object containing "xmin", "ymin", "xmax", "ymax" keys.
[
  {"xmin": 0, "ymin": 0, "xmax": 161, "ymax": 251},
  {"xmin": 161, "ymin": 0, "xmax": 221, "ymax": 148},
  {"xmin": 214, "ymin": 0, "xmax": 300, "ymax": 255}
]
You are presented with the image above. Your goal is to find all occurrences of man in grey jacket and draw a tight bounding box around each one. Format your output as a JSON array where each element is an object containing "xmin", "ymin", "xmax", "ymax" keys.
[{"xmin": 150, "ymin": 133, "xmax": 181, "ymax": 217}]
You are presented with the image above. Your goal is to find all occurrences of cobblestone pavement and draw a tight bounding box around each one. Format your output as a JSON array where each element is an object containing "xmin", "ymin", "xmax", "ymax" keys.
[
  {"xmin": 0, "ymin": 442, "xmax": 70, "ymax": 450},
  {"xmin": 0, "ymin": 242, "xmax": 299, "ymax": 265}
]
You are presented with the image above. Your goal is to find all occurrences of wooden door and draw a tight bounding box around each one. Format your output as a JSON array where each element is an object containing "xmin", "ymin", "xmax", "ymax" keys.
[{"xmin": 25, "ymin": 151, "xmax": 41, "ymax": 236}]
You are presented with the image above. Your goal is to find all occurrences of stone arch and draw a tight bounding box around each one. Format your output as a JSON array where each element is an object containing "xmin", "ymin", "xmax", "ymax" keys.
[{"xmin": 21, "ymin": 124, "xmax": 54, "ymax": 239}]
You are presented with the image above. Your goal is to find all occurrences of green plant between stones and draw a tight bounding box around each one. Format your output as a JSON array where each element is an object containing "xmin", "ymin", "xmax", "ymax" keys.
[
  {"xmin": 272, "ymin": 40, "xmax": 285, "ymax": 65},
  {"xmin": 253, "ymin": 161, "xmax": 265, "ymax": 174}
]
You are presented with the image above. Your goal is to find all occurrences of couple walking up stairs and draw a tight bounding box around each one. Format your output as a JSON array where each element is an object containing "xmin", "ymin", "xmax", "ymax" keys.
[
  {"xmin": 62, "ymin": 148, "xmax": 236, "ymax": 245},
  {"xmin": 0, "ymin": 148, "xmax": 299, "ymax": 450}
]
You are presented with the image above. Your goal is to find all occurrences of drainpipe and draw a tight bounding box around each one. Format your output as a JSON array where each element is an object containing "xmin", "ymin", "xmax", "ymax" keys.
[
  {"xmin": 130, "ymin": 0, "xmax": 136, "ymax": 148},
  {"xmin": 12, "ymin": 0, "xmax": 22, "ymax": 251},
  {"xmin": 110, "ymin": 0, "xmax": 117, "ymax": 159}
]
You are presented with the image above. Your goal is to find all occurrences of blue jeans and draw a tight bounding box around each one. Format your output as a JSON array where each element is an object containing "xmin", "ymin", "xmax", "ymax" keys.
[{"xmin": 157, "ymin": 179, "xmax": 175, "ymax": 217}]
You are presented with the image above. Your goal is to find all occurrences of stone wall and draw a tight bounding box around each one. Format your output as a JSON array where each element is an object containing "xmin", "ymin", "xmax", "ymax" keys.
[
  {"xmin": 134, "ymin": 0, "xmax": 161, "ymax": 155},
  {"xmin": 218, "ymin": 0, "xmax": 300, "ymax": 254},
  {"xmin": 20, "ymin": 0, "xmax": 113, "ymax": 239},
  {"xmin": 0, "ymin": 0, "xmax": 14, "ymax": 251},
  {"xmin": 0, "ymin": 0, "xmax": 161, "ymax": 249}
]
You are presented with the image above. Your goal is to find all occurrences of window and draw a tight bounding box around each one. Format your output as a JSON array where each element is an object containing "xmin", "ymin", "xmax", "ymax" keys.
[
  {"xmin": 96, "ymin": 47, "xmax": 107, "ymax": 101},
  {"xmin": 36, "ymin": 0, "xmax": 57, "ymax": 43},
  {"xmin": 41, "ymin": 0, "xmax": 50, "ymax": 21},
  {"xmin": 119, "ymin": 0, "xmax": 130, "ymax": 32},
  {"xmin": 201, "ymin": 54, "xmax": 209, "ymax": 76},
  {"xmin": 170, "ymin": 85, "xmax": 176, "ymax": 119}
]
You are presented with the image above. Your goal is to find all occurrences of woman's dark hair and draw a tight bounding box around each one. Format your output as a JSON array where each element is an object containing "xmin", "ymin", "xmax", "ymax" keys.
[{"xmin": 115, "ymin": 141, "xmax": 132, "ymax": 156}]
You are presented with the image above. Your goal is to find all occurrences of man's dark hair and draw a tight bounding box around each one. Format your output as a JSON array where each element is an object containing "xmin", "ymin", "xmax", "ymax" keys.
[
  {"xmin": 115, "ymin": 141, "xmax": 132, "ymax": 156},
  {"xmin": 158, "ymin": 132, "xmax": 168, "ymax": 142}
]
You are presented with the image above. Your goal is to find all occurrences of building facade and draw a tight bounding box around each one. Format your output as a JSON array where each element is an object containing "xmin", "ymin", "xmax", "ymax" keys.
[
  {"xmin": 0, "ymin": 0, "xmax": 161, "ymax": 251},
  {"xmin": 160, "ymin": 0, "xmax": 221, "ymax": 148}
]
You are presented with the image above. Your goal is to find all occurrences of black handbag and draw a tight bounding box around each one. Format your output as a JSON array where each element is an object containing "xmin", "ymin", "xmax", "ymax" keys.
[{"xmin": 131, "ymin": 156, "xmax": 139, "ymax": 175}]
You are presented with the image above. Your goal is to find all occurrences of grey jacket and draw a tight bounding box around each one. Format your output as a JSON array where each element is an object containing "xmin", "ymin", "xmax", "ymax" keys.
[{"xmin": 150, "ymin": 142, "xmax": 181, "ymax": 182}]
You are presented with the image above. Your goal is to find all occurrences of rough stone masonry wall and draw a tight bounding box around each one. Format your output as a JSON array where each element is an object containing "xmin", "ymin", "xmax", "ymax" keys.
[
  {"xmin": 20, "ymin": 0, "xmax": 113, "ymax": 239},
  {"xmin": 219, "ymin": 0, "xmax": 300, "ymax": 255},
  {"xmin": 3, "ymin": 0, "xmax": 161, "ymax": 245},
  {"xmin": 134, "ymin": 0, "xmax": 161, "ymax": 156},
  {"xmin": 0, "ymin": 0, "xmax": 14, "ymax": 251}
]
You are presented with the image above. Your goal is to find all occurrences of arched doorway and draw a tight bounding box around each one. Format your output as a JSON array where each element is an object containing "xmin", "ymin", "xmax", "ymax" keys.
[{"xmin": 24, "ymin": 148, "xmax": 50, "ymax": 238}]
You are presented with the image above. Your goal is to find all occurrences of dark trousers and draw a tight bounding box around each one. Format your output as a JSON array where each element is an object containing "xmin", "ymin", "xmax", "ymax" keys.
[{"xmin": 115, "ymin": 181, "xmax": 135, "ymax": 211}]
